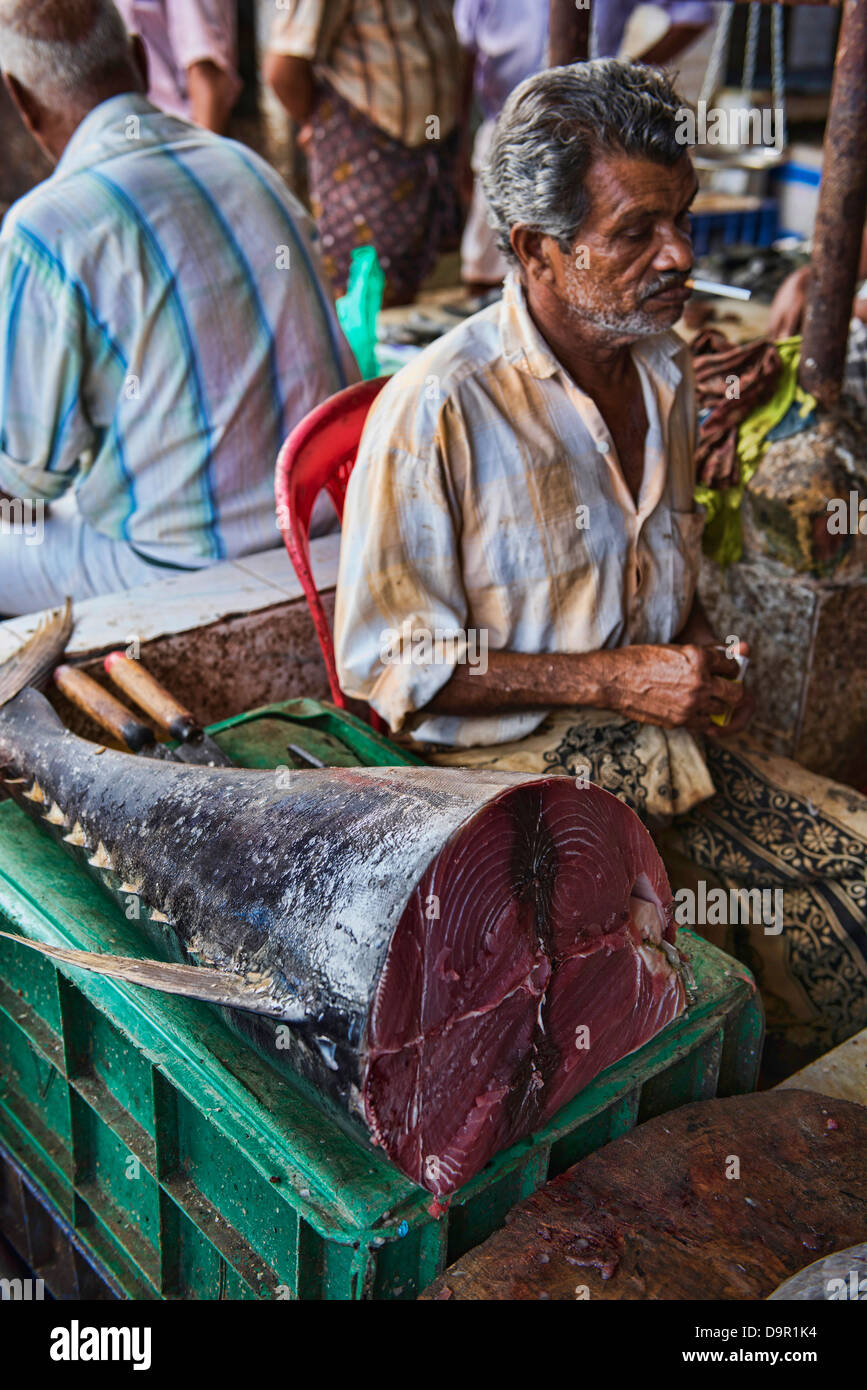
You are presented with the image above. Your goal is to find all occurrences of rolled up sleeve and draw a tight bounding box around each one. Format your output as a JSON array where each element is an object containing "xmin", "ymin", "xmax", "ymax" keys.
[
  {"xmin": 335, "ymin": 419, "xmax": 468, "ymax": 733},
  {"xmin": 267, "ymin": 0, "xmax": 333, "ymax": 59},
  {"xmin": 0, "ymin": 240, "xmax": 95, "ymax": 502},
  {"xmin": 168, "ymin": 0, "xmax": 240, "ymax": 78}
]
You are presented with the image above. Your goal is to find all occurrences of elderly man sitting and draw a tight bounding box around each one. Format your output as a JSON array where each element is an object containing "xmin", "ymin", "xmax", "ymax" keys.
[
  {"xmin": 335, "ymin": 61, "xmax": 867, "ymax": 1081},
  {"xmin": 0, "ymin": 0, "xmax": 357, "ymax": 615}
]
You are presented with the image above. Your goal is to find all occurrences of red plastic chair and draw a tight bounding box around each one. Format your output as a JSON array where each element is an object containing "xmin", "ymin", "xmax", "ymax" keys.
[{"xmin": 275, "ymin": 377, "xmax": 389, "ymax": 733}]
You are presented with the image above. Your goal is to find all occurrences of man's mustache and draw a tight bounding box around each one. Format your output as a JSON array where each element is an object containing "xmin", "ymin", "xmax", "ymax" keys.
[{"xmin": 640, "ymin": 271, "xmax": 692, "ymax": 302}]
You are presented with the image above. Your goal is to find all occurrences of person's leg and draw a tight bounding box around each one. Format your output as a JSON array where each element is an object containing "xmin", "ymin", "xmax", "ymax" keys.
[
  {"xmin": 0, "ymin": 503, "xmax": 179, "ymax": 616},
  {"xmin": 307, "ymin": 82, "xmax": 447, "ymax": 307},
  {"xmin": 306, "ymin": 84, "xmax": 361, "ymax": 299},
  {"xmin": 658, "ymin": 735, "xmax": 867, "ymax": 1080}
]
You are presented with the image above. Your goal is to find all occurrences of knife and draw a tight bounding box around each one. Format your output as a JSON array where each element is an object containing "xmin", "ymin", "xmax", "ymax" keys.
[
  {"xmin": 286, "ymin": 742, "xmax": 325, "ymax": 769},
  {"xmin": 54, "ymin": 665, "xmax": 177, "ymax": 760},
  {"xmin": 103, "ymin": 652, "xmax": 234, "ymax": 767}
]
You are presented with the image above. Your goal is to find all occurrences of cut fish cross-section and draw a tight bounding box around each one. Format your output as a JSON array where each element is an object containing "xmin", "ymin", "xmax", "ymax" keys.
[{"xmin": 364, "ymin": 778, "xmax": 685, "ymax": 1195}]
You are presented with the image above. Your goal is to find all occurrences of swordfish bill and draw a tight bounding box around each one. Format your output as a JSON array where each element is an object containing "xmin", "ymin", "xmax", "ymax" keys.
[{"xmin": 0, "ymin": 686, "xmax": 687, "ymax": 1196}]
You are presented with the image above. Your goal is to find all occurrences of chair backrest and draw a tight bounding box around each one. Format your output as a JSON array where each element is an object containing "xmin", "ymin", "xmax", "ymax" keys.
[{"xmin": 275, "ymin": 376, "xmax": 389, "ymax": 720}]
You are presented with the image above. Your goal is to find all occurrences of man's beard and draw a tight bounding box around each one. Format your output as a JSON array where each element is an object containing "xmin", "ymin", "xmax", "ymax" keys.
[{"xmin": 560, "ymin": 266, "xmax": 690, "ymax": 338}]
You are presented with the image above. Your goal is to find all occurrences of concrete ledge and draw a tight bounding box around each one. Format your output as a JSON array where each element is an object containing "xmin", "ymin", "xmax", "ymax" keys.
[{"xmin": 0, "ymin": 534, "xmax": 340, "ymax": 657}]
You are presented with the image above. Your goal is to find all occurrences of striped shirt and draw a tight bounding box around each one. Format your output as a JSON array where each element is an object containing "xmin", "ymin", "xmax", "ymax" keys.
[
  {"xmin": 335, "ymin": 272, "xmax": 702, "ymax": 747},
  {"xmin": 115, "ymin": 0, "xmax": 241, "ymax": 121},
  {"xmin": 0, "ymin": 93, "xmax": 358, "ymax": 566},
  {"xmin": 267, "ymin": 0, "xmax": 461, "ymax": 147}
]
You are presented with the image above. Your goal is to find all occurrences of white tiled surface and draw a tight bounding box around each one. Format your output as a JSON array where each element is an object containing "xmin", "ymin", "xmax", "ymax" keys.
[
  {"xmin": 0, "ymin": 533, "xmax": 341, "ymax": 657},
  {"xmin": 232, "ymin": 537, "xmax": 340, "ymax": 595},
  {"xmin": 0, "ymin": 627, "xmax": 26, "ymax": 662}
]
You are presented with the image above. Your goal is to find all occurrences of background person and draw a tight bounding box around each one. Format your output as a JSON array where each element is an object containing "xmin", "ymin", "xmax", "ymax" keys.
[
  {"xmin": 264, "ymin": 0, "xmax": 463, "ymax": 306},
  {"xmin": 769, "ymin": 221, "xmax": 867, "ymax": 408}
]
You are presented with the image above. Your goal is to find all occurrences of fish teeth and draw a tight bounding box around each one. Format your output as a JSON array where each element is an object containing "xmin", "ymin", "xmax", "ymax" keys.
[
  {"xmin": 119, "ymin": 881, "xmax": 142, "ymax": 895},
  {"xmin": 63, "ymin": 821, "xmax": 88, "ymax": 847},
  {"xmin": 44, "ymin": 802, "xmax": 69, "ymax": 827},
  {"xmin": 149, "ymin": 909, "xmax": 171, "ymax": 923},
  {"xmin": 87, "ymin": 841, "xmax": 114, "ymax": 870},
  {"xmin": 2, "ymin": 776, "xmax": 25, "ymax": 785},
  {"xmin": 23, "ymin": 781, "xmax": 45, "ymax": 803}
]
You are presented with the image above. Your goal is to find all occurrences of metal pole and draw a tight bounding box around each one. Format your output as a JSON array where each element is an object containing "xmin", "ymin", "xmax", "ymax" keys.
[
  {"xmin": 799, "ymin": 0, "xmax": 867, "ymax": 407},
  {"xmin": 548, "ymin": 0, "xmax": 591, "ymax": 66}
]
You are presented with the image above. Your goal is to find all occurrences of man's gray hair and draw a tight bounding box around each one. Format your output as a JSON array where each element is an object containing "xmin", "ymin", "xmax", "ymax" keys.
[
  {"xmin": 0, "ymin": 0, "xmax": 134, "ymax": 103},
  {"xmin": 482, "ymin": 60, "xmax": 687, "ymax": 263}
]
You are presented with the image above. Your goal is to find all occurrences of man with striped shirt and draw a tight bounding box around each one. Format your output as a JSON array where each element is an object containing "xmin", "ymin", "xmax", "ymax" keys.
[{"xmin": 0, "ymin": 0, "xmax": 357, "ymax": 615}]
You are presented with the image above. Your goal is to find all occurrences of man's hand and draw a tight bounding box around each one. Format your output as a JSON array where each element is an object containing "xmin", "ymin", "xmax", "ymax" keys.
[
  {"xmin": 605, "ymin": 643, "xmax": 747, "ymax": 732},
  {"xmin": 768, "ymin": 264, "xmax": 811, "ymax": 340}
]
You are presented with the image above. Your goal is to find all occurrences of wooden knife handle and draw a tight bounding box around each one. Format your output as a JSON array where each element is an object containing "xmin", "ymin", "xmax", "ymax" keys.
[
  {"xmin": 104, "ymin": 652, "xmax": 199, "ymax": 740},
  {"xmin": 54, "ymin": 665, "xmax": 157, "ymax": 753}
]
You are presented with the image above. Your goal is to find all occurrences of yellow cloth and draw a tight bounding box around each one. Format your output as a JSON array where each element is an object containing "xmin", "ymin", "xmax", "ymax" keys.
[{"xmin": 695, "ymin": 336, "xmax": 816, "ymax": 567}]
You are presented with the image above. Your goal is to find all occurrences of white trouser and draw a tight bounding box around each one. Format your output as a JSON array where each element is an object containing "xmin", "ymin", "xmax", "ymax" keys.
[
  {"xmin": 0, "ymin": 495, "xmax": 190, "ymax": 617},
  {"xmin": 461, "ymin": 120, "xmax": 509, "ymax": 286}
]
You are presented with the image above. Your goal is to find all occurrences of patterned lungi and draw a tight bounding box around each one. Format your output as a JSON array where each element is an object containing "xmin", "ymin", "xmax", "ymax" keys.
[
  {"xmin": 308, "ymin": 82, "xmax": 462, "ymax": 306},
  {"xmin": 422, "ymin": 711, "xmax": 867, "ymax": 1083}
]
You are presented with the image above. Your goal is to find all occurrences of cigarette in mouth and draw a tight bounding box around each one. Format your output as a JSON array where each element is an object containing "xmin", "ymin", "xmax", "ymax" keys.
[{"xmin": 686, "ymin": 277, "xmax": 752, "ymax": 302}]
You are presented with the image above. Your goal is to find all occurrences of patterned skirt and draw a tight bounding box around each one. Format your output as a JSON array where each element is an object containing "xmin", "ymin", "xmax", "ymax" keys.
[
  {"xmin": 308, "ymin": 82, "xmax": 461, "ymax": 306},
  {"xmin": 424, "ymin": 713, "xmax": 867, "ymax": 1083}
]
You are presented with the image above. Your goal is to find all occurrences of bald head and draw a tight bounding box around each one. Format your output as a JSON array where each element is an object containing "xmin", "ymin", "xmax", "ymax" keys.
[{"xmin": 0, "ymin": 0, "xmax": 145, "ymax": 159}]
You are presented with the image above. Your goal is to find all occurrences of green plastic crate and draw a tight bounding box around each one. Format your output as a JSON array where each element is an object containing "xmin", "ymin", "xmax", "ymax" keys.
[{"xmin": 0, "ymin": 700, "xmax": 763, "ymax": 1299}]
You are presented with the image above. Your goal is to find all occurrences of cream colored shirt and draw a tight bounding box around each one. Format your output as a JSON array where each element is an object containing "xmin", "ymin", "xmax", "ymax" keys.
[{"xmin": 335, "ymin": 273, "xmax": 703, "ymax": 747}]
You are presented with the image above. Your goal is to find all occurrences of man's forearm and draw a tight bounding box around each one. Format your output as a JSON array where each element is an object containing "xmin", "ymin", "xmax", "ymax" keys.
[
  {"xmin": 427, "ymin": 594, "xmax": 720, "ymax": 718},
  {"xmin": 423, "ymin": 637, "xmax": 746, "ymax": 732},
  {"xmin": 187, "ymin": 60, "xmax": 238, "ymax": 133},
  {"xmin": 264, "ymin": 53, "xmax": 317, "ymax": 123},
  {"xmin": 426, "ymin": 648, "xmax": 623, "ymax": 716},
  {"xmin": 637, "ymin": 22, "xmax": 707, "ymax": 67}
]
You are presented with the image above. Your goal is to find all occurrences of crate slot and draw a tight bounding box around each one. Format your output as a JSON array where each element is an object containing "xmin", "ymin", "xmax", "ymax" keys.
[
  {"xmin": 72, "ymin": 1073, "xmax": 157, "ymax": 1174},
  {"xmin": 161, "ymin": 1173, "xmax": 282, "ymax": 1297},
  {"xmin": 0, "ymin": 1100, "xmax": 74, "ymax": 1217},
  {"xmin": 0, "ymin": 973, "xmax": 64, "ymax": 1068}
]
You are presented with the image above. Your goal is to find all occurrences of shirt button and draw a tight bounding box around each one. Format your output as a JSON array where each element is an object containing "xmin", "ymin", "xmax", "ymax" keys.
[{"xmin": 596, "ymin": 439, "xmax": 610, "ymax": 454}]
